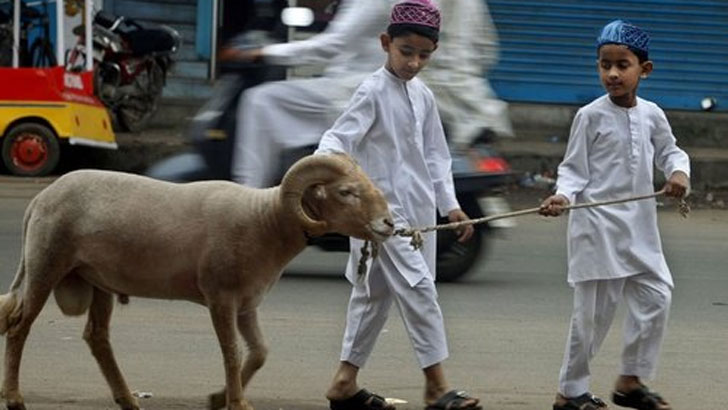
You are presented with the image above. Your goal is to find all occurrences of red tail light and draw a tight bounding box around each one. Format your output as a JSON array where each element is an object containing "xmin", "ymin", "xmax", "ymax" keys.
[{"xmin": 476, "ymin": 157, "xmax": 511, "ymax": 173}]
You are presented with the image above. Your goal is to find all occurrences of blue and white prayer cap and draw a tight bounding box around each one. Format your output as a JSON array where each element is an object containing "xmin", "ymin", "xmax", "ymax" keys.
[{"xmin": 596, "ymin": 20, "xmax": 650, "ymax": 60}]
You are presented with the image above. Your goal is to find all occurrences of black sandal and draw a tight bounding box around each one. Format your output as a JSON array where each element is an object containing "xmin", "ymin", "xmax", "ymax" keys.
[
  {"xmin": 553, "ymin": 393, "xmax": 608, "ymax": 410},
  {"xmin": 425, "ymin": 390, "xmax": 482, "ymax": 410},
  {"xmin": 612, "ymin": 385, "xmax": 671, "ymax": 410},
  {"xmin": 329, "ymin": 388, "xmax": 395, "ymax": 410}
]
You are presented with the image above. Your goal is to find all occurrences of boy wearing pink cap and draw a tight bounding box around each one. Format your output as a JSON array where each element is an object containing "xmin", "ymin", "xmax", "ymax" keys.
[{"xmin": 316, "ymin": 1, "xmax": 482, "ymax": 410}]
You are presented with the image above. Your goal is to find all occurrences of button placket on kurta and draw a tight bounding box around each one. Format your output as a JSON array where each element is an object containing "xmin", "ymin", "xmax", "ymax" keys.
[
  {"xmin": 403, "ymin": 82, "xmax": 419, "ymax": 143},
  {"xmin": 627, "ymin": 107, "xmax": 642, "ymax": 192}
]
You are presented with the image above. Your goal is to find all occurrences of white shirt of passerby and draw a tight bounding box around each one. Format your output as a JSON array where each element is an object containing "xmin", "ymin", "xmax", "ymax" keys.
[
  {"xmin": 555, "ymin": 94, "xmax": 690, "ymax": 286},
  {"xmin": 419, "ymin": 0, "xmax": 514, "ymax": 142},
  {"xmin": 316, "ymin": 67, "xmax": 459, "ymax": 286},
  {"xmin": 261, "ymin": 0, "xmax": 393, "ymax": 78}
]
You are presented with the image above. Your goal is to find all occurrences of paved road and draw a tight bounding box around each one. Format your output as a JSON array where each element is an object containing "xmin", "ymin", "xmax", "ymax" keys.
[{"xmin": 0, "ymin": 178, "xmax": 726, "ymax": 410}]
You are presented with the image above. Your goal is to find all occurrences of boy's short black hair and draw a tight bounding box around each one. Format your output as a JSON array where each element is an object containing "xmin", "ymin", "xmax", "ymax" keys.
[
  {"xmin": 629, "ymin": 48, "xmax": 649, "ymax": 63},
  {"xmin": 387, "ymin": 23, "xmax": 439, "ymax": 44}
]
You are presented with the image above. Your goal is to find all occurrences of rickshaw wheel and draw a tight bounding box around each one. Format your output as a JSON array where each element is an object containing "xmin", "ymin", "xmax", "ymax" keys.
[{"xmin": 2, "ymin": 123, "xmax": 60, "ymax": 177}]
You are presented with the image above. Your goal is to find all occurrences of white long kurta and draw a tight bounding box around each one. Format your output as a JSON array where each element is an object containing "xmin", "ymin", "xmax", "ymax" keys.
[
  {"xmin": 317, "ymin": 67, "xmax": 460, "ymax": 286},
  {"xmin": 555, "ymin": 95, "xmax": 690, "ymax": 286}
]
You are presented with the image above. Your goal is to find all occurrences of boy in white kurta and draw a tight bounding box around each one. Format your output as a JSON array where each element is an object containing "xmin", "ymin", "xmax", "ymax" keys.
[
  {"xmin": 540, "ymin": 20, "xmax": 689, "ymax": 410},
  {"xmin": 316, "ymin": 2, "xmax": 481, "ymax": 410}
]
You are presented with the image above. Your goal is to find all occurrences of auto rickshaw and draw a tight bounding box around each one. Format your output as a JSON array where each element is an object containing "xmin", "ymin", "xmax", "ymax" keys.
[{"xmin": 0, "ymin": 0, "xmax": 116, "ymax": 176}]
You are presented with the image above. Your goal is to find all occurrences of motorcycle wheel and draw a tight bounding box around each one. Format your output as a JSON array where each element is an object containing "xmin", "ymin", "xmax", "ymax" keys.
[
  {"xmin": 118, "ymin": 62, "xmax": 165, "ymax": 132},
  {"xmin": 435, "ymin": 195, "xmax": 488, "ymax": 282},
  {"xmin": 1, "ymin": 123, "xmax": 60, "ymax": 176}
]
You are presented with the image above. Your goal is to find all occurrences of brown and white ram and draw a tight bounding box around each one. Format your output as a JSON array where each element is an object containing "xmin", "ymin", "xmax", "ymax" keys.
[{"xmin": 0, "ymin": 153, "xmax": 393, "ymax": 410}]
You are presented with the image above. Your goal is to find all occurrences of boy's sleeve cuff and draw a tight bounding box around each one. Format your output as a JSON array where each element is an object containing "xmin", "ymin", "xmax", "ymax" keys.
[
  {"xmin": 665, "ymin": 167, "xmax": 691, "ymax": 179},
  {"xmin": 555, "ymin": 189, "xmax": 575, "ymax": 205},
  {"xmin": 438, "ymin": 200, "xmax": 461, "ymax": 218}
]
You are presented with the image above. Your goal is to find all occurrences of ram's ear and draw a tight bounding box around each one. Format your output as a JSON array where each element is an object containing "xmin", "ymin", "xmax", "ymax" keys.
[{"xmin": 312, "ymin": 184, "xmax": 327, "ymax": 200}]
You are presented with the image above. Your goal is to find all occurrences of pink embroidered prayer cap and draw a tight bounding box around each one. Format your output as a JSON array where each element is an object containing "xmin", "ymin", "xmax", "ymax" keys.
[{"xmin": 390, "ymin": 0, "xmax": 441, "ymax": 31}]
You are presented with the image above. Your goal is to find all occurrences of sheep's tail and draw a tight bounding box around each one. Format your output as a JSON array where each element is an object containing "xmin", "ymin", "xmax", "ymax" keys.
[{"xmin": 0, "ymin": 196, "xmax": 37, "ymax": 335}]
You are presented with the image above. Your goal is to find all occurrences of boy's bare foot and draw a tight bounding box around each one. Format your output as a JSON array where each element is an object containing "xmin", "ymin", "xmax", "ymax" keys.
[
  {"xmin": 326, "ymin": 361, "xmax": 362, "ymax": 401},
  {"xmin": 325, "ymin": 377, "xmax": 360, "ymax": 401}
]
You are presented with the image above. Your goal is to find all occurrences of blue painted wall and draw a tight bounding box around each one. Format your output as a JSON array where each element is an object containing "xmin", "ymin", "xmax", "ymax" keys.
[{"xmin": 488, "ymin": 0, "xmax": 728, "ymax": 111}]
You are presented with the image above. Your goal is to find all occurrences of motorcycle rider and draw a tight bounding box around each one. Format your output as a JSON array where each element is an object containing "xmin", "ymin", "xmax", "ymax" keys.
[{"xmin": 222, "ymin": 0, "xmax": 513, "ymax": 188}]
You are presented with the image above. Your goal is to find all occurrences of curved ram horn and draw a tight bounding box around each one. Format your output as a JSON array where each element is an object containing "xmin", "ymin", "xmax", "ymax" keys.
[{"xmin": 280, "ymin": 153, "xmax": 355, "ymax": 232}]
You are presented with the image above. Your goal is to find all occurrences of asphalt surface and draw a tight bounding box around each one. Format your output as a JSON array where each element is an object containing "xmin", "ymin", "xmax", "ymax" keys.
[{"xmin": 0, "ymin": 178, "xmax": 726, "ymax": 410}]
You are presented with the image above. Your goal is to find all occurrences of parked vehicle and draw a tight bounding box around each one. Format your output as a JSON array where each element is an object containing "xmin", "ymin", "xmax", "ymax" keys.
[
  {"xmin": 0, "ymin": 0, "xmax": 117, "ymax": 177},
  {"xmin": 147, "ymin": 61, "xmax": 516, "ymax": 282},
  {"xmin": 66, "ymin": 10, "xmax": 180, "ymax": 132}
]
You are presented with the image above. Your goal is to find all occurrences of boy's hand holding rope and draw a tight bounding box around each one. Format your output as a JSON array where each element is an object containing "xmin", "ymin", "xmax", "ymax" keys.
[{"xmin": 357, "ymin": 189, "xmax": 689, "ymax": 276}]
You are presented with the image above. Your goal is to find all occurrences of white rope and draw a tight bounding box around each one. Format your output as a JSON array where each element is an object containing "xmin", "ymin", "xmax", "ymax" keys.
[{"xmin": 356, "ymin": 190, "xmax": 689, "ymax": 276}]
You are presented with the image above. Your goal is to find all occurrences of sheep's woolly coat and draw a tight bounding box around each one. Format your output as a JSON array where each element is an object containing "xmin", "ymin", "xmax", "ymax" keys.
[{"xmin": 0, "ymin": 154, "xmax": 392, "ymax": 410}]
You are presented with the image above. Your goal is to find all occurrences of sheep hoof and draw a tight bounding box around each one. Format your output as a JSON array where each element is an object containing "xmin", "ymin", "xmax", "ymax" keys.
[
  {"xmin": 207, "ymin": 392, "xmax": 253, "ymax": 410},
  {"xmin": 208, "ymin": 391, "xmax": 226, "ymax": 410},
  {"xmin": 1, "ymin": 390, "xmax": 26, "ymax": 410},
  {"xmin": 6, "ymin": 401, "xmax": 26, "ymax": 410},
  {"xmin": 114, "ymin": 396, "xmax": 140, "ymax": 410},
  {"xmin": 228, "ymin": 399, "xmax": 253, "ymax": 410}
]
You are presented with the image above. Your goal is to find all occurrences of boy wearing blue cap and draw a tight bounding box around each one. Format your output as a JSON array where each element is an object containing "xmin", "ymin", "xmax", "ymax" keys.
[{"xmin": 540, "ymin": 20, "xmax": 689, "ymax": 410}]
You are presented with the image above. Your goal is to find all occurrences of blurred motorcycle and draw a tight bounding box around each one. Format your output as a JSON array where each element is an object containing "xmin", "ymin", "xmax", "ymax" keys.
[{"xmin": 66, "ymin": 10, "xmax": 180, "ymax": 132}]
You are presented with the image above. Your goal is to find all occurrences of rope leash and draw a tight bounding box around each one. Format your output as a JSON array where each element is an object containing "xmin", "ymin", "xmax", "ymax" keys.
[
  {"xmin": 356, "ymin": 189, "xmax": 689, "ymax": 276},
  {"xmin": 394, "ymin": 189, "xmax": 689, "ymax": 251}
]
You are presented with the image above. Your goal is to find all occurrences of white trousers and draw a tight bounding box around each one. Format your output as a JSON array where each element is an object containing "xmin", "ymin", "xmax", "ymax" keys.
[
  {"xmin": 340, "ymin": 249, "xmax": 449, "ymax": 369},
  {"xmin": 559, "ymin": 273, "xmax": 672, "ymax": 398}
]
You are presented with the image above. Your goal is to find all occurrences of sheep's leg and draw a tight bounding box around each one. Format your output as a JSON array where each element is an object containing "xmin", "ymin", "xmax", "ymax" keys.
[
  {"xmin": 237, "ymin": 309, "xmax": 267, "ymax": 390},
  {"xmin": 208, "ymin": 309, "xmax": 267, "ymax": 410},
  {"xmin": 83, "ymin": 288, "xmax": 139, "ymax": 410},
  {"xmin": 209, "ymin": 302, "xmax": 251, "ymax": 410},
  {"xmin": 2, "ymin": 285, "xmax": 53, "ymax": 410}
]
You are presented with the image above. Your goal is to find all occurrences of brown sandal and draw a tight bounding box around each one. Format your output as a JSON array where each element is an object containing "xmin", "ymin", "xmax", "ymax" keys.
[
  {"xmin": 612, "ymin": 385, "xmax": 671, "ymax": 410},
  {"xmin": 329, "ymin": 389, "xmax": 395, "ymax": 410},
  {"xmin": 425, "ymin": 390, "xmax": 482, "ymax": 410},
  {"xmin": 553, "ymin": 393, "xmax": 608, "ymax": 410}
]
